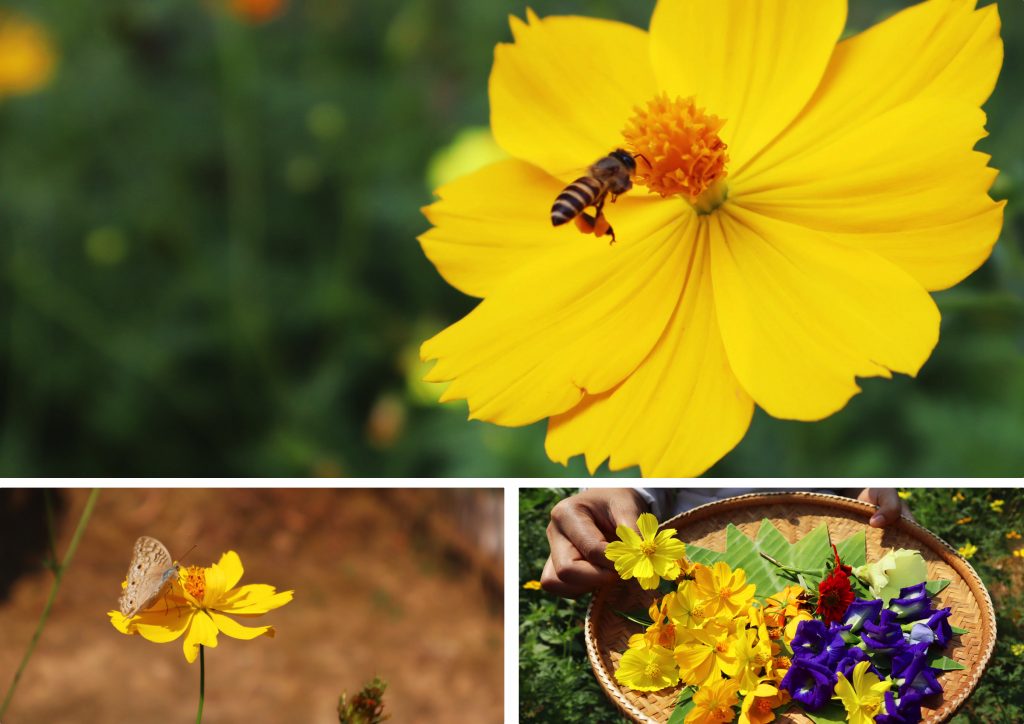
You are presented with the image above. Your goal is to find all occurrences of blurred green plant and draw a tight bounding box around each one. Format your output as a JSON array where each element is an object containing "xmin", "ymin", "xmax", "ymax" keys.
[
  {"xmin": 0, "ymin": 0, "xmax": 1019, "ymax": 476},
  {"xmin": 520, "ymin": 487, "xmax": 1024, "ymax": 723},
  {"xmin": 338, "ymin": 676, "xmax": 388, "ymax": 724}
]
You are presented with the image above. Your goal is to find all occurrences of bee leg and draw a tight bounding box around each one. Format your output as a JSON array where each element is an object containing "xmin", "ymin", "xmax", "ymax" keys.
[
  {"xmin": 574, "ymin": 212, "xmax": 597, "ymax": 234},
  {"xmin": 591, "ymin": 197, "xmax": 616, "ymax": 244}
]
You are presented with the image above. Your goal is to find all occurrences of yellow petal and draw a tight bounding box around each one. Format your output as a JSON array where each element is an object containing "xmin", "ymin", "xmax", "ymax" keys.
[
  {"xmin": 209, "ymin": 611, "xmax": 275, "ymax": 641},
  {"xmin": 732, "ymin": 97, "xmax": 1000, "ymax": 291},
  {"xmin": 710, "ymin": 206, "xmax": 940, "ymax": 421},
  {"xmin": 218, "ymin": 587, "xmax": 294, "ymax": 615},
  {"xmin": 637, "ymin": 512, "xmax": 659, "ymax": 541},
  {"xmin": 131, "ymin": 608, "xmax": 193, "ymax": 644},
  {"xmin": 546, "ymin": 223, "xmax": 754, "ymax": 476},
  {"xmin": 420, "ymin": 159, "xmax": 577, "ymax": 298},
  {"xmin": 421, "ymin": 202, "xmax": 694, "ymax": 426},
  {"xmin": 736, "ymin": 0, "xmax": 1001, "ymax": 180},
  {"xmin": 182, "ymin": 610, "xmax": 220, "ymax": 663},
  {"xmin": 215, "ymin": 551, "xmax": 244, "ymax": 590},
  {"xmin": 649, "ymin": 0, "xmax": 846, "ymax": 168},
  {"xmin": 490, "ymin": 10, "xmax": 657, "ymax": 175}
]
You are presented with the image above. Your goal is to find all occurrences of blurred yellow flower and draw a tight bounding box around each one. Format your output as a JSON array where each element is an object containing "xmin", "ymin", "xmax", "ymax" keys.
[
  {"xmin": 0, "ymin": 12, "xmax": 56, "ymax": 97},
  {"xmin": 834, "ymin": 660, "xmax": 891, "ymax": 724},
  {"xmin": 1007, "ymin": 531, "xmax": 1022, "ymax": 540},
  {"xmin": 952, "ymin": 492, "xmax": 966, "ymax": 503},
  {"xmin": 109, "ymin": 550, "xmax": 293, "ymax": 663},
  {"xmin": 897, "ymin": 490, "xmax": 912, "ymax": 500},
  {"xmin": 990, "ymin": 499, "xmax": 1004, "ymax": 513},
  {"xmin": 1013, "ymin": 549, "xmax": 1024, "ymax": 559},
  {"xmin": 686, "ymin": 676, "xmax": 740, "ymax": 724},
  {"xmin": 522, "ymin": 580, "xmax": 542, "ymax": 590},
  {"xmin": 228, "ymin": 0, "xmax": 287, "ymax": 24},
  {"xmin": 1012, "ymin": 643, "xmax": 1024, "ymax": 657},
  {"xmin": 614, "ymin": 644, "xmax": 679, "ymax": 692},
  {"xmin": 955, "ymin": 516, "xmax": 972, "ymax": 525},
  {"xmin": 419, "ymin": 0, "xmax": 1004, "ymax": 477},
  {"xmin": 958, "ymin": 543, "xmax": 978, "ymax": 560},
  {"xmin": 605, "ymin": 513, "xmax": 685, "ymax": 590}
]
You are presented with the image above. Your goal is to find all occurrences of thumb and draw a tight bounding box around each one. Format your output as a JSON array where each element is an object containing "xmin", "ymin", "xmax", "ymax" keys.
[{"xmin": 606, "ymin": 490, "xmax": 647, "ymax": 531}]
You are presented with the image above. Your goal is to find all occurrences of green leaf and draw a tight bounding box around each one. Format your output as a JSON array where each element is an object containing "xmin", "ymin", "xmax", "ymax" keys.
[
  {"xmin": 928, "ymin": 655, "xmax": 966, "ymax": 671},
  {"xmin": 791, "ymin": 524, "xmax": 833, "ymax": 573},
  {"xmin": 685, "ymin": 543, "xmax": 724, "ymax": 567},
  {"xmin": 926, "ymin": 579, "xmax": 951, "ymax": 596},
  {"xmin": 951, "ymin": 624, "xmax": 968, "ymax": 635},
  {"xmin": 723, "ymin": 524, "xmax": 790, "ymax": 597},
  {"xmin": 667, "ymin": 699, "xmax": 695, "ymax": 724},
  {"xmin": 806, "ymin": 702, "xmax": 848, "ymax": 724},
  {"xmin": 835, "ymin": 530, "xmax": 867, "ymax": 568},
  {"xmin": 675, "ymin": 686, "xmax": 694, "ymax": 704},
  {"xmin": 755, "ymin": 518, "xmax": 796, "ymax": 567}
]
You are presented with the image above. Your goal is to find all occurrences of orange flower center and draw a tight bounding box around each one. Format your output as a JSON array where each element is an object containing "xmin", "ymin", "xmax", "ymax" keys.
[
  {"xmin": 644, "ymin": 662, "xmax": 663, "ymax": 679},
  {"xmin": 183, "ymin": 565, "xmax": 206, "ymax": 601},
  {"xmin": 623, "ymin": 94, "xmax": 729, "ymax": 213},
  {"xmin": 719, "ymin": 587, "xmax": 733, "ymax": 599},
  {"xmin": 640, "ymin": 541, "xmax": 658, "ymax": 556},
  {"xmin": 715, "ymin": 641, "xmax": 729, "ymax": 654},
  {"xmin": 756, "ymin": 698, "xmax": 774, "ymax": 713}
]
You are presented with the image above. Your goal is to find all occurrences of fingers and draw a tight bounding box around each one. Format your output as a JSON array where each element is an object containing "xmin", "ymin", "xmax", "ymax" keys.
[{"xmin": 859, "ymin": 488, "xmax": 908, "ymax": 528}]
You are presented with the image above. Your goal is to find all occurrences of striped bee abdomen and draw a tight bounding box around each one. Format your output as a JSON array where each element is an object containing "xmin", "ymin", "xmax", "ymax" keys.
[{"xmin": 551, "ymin": 176, "xmax": 603, "ymax": 226}]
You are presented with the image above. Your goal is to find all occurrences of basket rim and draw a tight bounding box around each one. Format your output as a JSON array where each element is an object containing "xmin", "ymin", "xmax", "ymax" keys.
[{"xmin": 585, "ymin": 491, "xmax": 997, "ymax": 724}]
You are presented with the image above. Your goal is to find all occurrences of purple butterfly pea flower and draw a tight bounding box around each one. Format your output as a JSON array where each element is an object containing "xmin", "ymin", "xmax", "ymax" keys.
[
  {"xmin": 905, "ymin": 622, "xmax": 934, "ymax": 647},
  {"xmin": 862, "ymin": 609, "xmax": 905, "ymax": 654},
  {"xmin": 836, "ymin": 646, "xmax": 882, "ymax": 681},
  {"xmin": 903, "ymin": 667, "xmax": 943, "ymax": 700},
  {"xmin": 790, "ymin": 619, "xmax": 829, "ymax": 659},
  {"xmin": 779, "ymin": 657, "xmax": 836, "ymax": 712},
  {"xmin": 889, "ymin": 582, "xmax": 932, "ymax": 621},
  {"xmin": 842, "ymin": 598, "xmax": 883, "ymax": 633},
  {"xmin": 891, "ymin": 641, "xmax": 930, "ymax": 683},
  {"xmin": 876, "ymin": 690, "xmax": 924, "ymax": 724},
  {"xmin": 924, "ymin": 607, "xmax": 953, "ymax": 648}
]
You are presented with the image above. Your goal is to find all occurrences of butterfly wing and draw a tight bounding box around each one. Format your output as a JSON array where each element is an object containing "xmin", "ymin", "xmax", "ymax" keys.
[{"xmin": 119, "ymin": 536, "xmax": 175, "ymax": 618}]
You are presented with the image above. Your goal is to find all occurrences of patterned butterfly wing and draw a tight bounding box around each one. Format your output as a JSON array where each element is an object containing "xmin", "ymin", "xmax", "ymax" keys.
[{"xmin": 119, "ymin": 536, "xmax": 175, "ymax": 618}]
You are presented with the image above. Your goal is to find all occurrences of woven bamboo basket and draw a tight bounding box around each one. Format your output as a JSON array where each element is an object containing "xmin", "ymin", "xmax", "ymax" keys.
[{"xmin": 585, "ymin": 492, "xmax": 996, "ymax": 723}]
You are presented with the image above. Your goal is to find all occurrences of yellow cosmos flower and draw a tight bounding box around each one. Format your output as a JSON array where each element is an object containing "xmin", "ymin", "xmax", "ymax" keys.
[
  {"xmin": 686, "ymin": 677, "xmax": 741, "ymax": 724},
  {"xmin": 0, "ymin": 12, "xmax": 56, "ymax": 97},
  {"xmin": 958, "ymin": 542, "xmax": 978, "ymax": 559},
  {"xmin": 615, "ymin": 644, "xmax": 680, "ymax": 692},
  {"xmin": 418, "ymin": 0, "xmax": 1003, "ymax": 477},
  {"xmin": 952, "ymin": 492, "xmax": 966, "ymax": 503},
  {"xmin": 1007, "ymin": 531, "xmax": 1021, "ymax": 540},
  {"xmin": 990, "ymin": 499, "xmax": 1004, "ymax": 513},
  {"xmin": 675, "ymin": 625, "xmax": 737, "ymax": 687},
  {"xmin": 605, "ymin": 513, "xmax": 686, "ymax": 589},
  {"xmin": 109, "ymin": 551, "xmax": 293, "ymax": 663},
  {"xmin": 763, "ymin": 586, "xmax": 806, "ymax": 621},
  {"xmin": 722, "ymin": 627, "xmax": 772, "ymax": 694},
  {"xmin": 694, "ymin": 561, "xmax": 756, "ymax": 617},
  {"xmin": 1013, "ymin": 549, "xmax": 1024, "ymax": 559},
  {"xmin": 834, "ymin": 660, "xmax": 891, "ymax": 724},
  {"xmin": 1011, "ymin": 643, "xmax": 1024, "ymax": 657},
  {"xmin": 630, "ymin": 594, "xmax": 682, "ymax": 649},
  {"xmin": 522, "ymin": 579, "xmax": 542, "ymax": 590},
  {"xmin": 739, "ymin": 682, "xmax": 789, "ymax": 724},
  {"xmin": 668, "ymin": 578, "xmax": 715, "ymax": 630},
  {"xmin": 898, "ymin": 491, "xmax": 912, "ymax": 500}
]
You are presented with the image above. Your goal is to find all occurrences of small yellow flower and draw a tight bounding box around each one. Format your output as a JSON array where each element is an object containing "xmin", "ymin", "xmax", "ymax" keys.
[
  {"xmin": 952, "ymin": 492, "xmax": 966, "ymax": 503},
  {"xmin": 675, "ymin": 624, "xmax": 737, "ymax": 687},
  {"xmin": 1007, "ymin": 531, "xmax": 1021, "ymax": 540},
  {"xmin": 958, "ymin": 542, "xmax": 978, "ymax": 560},
  {"xmin": 605, "ymin": 513, "xmax": 686, "ymax": 589},
  {"xmin": 522, "ymin": 580, "xmax": 542, "ymax": 590},
  {"xmin": 834, "ymin": 661, "xmax": 891, "ymax": 724},
  {"xmin": 763, "ymin": 586, "xmax": 806, "ymax": 621},
  {"xmin": 739, "ymin": 681, "xmax": 789, "ymax": 724},
  {"xmin": 686, "ymin": 677, "xmax": 741, "ymax": 724},
  {"xmin": 955, "ymin": 516, "xmax": 973, "ymax": 525},
  {"xmin": 0, "ymin": 12, "xmax": 56, "ymax": 97},
  {"xmin": 897, "ymin": 490, "xmax": 912, "ymax": 500},
  {"xmin": 1013, "ymin": 549, "xmax": 1024, "ymax": 559},
  {"xmin": 615, "ymin": 644, "xmax": 679, "ymax": 692},
  {"xmin": 990, "ymin": 499, "xmax": 1004, "ymax": 513},
  {"xmin": 694, "ymin": 561, "xmax": 756, "ymax": 617},
  {"xmin": 722, "ymin": 626, "xmax": 771, "ymax": 694},
  {"xmin": 1011, "ymin": 643, "xmax": 1024, "ymax": 657},
  {"xmin": 109, "ymin": 551, "xmax": 293, "ymax": 663}
]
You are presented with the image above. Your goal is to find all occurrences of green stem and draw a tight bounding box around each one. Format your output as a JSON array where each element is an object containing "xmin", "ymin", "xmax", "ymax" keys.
[
  {"xmin": 0, "ymin": 489, "xmax": 101, "ymax": 717},
  {"xmin": 196, "ymin": 645, "xmax": 205, "ymax": 724},
  {"xmin": 759, "ymin": 552, "xmax": 819, "ymax": 576}
]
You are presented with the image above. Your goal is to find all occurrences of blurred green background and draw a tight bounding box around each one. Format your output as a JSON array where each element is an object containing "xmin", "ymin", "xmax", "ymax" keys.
[{"xmin": 0, "ymin": 0, "xmax": 1020, "ymax": 476}]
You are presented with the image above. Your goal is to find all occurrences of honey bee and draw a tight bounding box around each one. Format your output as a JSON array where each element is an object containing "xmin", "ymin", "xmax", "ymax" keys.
[{"xmin": 550, "ymin": 149, "xmax": 642, "ymax": 243}]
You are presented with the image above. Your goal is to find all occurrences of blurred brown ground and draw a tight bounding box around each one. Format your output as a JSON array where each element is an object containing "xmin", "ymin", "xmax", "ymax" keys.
[{"xmin": 0, "ymin": 488, "xmax": 503, "ymax": 723}]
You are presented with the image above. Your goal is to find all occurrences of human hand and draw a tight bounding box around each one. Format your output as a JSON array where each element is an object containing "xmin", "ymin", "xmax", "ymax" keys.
[
  {"xmin": 540, "ymin": 488, "xmax": 648, "ymax": 598},
  {"xmin": 858, "ymin": 488, "xmax": 914, "ymax": 527}
]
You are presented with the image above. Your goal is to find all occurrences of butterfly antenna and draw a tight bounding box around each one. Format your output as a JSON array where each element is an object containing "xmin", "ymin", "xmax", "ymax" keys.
[{"xmin": 176, "ymin": 544, "xmax": 198, "ymax": 566}]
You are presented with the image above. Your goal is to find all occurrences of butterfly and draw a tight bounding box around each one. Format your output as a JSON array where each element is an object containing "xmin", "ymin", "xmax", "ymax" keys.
[{"xmin": 118, "ymin": 536, "xmax": 180, "ymax": 618}]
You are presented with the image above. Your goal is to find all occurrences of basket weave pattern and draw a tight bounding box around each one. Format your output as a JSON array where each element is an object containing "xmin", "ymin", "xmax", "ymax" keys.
[{"xmin": 586, "ymin": 492, "xmax": 996, "ymax": 724}]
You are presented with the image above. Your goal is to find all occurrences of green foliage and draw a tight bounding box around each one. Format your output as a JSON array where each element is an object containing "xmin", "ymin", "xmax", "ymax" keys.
[
  {"xmin": 519, "ymin": 488, "xmax": 630, "ymax": 723},
  {"xmin": 337, "ymin": 676, "xmax": 388, "ymax": 724}
]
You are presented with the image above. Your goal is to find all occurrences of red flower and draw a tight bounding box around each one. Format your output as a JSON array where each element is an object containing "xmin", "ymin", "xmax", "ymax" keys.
[
  {"xmin": 817, "ymin": 569, "xmax": 855, "ymax": 625},
  {"xmin": 830, "ymin": 543, "xmax": 852, "ymax": 575}
]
